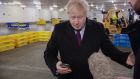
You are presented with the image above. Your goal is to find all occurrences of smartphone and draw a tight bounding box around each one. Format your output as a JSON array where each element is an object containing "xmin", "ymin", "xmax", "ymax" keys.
[{"xmin": 60, "ymin": 63, "xmax": 70, "ymax": 68}]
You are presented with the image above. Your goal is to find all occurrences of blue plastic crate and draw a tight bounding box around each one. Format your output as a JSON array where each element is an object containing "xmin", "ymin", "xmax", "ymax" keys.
[{"xmin": 114, "ymin": 34, "xmax": 131, "ymax": 47}]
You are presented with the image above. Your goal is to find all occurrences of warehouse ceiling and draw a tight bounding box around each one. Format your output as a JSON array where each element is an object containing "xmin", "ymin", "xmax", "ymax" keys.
[{"xmin": 0, "ymin": 0, "xmax": 130, "ymax": 11}]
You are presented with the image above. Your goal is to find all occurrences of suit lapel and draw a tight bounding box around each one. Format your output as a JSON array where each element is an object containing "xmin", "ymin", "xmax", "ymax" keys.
[
  {"xmin": 66, "ymin": 22, "xmax": 78, "ymax": 48},
  {"xmin": 81, "ymin": 20, "xmax": 92, "ymax": 47}
]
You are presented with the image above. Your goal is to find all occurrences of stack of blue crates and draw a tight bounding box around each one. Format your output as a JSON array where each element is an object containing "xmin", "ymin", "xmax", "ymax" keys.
[{"xmin": 114, "ymin": 34, "xmax": 131, "ymax": 48}]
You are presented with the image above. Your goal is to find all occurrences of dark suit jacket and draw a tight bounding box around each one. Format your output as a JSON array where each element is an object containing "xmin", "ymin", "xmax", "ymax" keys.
[
  {"xmin": 125, "ymin": 20, "xmax": 140, "ymax": 79},
  {"xmin": 44, "ymin": 19, "xmax": 131, "ymax": 79},
  {"xmin": 126, "ymin": 20, "xmax": 140, "ymax": 56}
]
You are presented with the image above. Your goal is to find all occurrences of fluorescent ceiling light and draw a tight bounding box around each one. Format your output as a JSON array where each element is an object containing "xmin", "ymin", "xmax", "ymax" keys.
[
  {"xmin": 20, "ymin": 5, "xmax": 26, "ymax": 8},
  {"xmin": 90, "ymin": 4, "xmax": 94, "ymax": 7},
  {"xmin": 49, "ymin": 7, "xmax": 54, "ymax": 10},
  {"xmin": 123, "ymin": 3, "xmax": 127, "ymax": 6},
  {"xmin": 96, "ymin": 6, "xmax": 99, "ymax": 9},
  {"xmin": 112, "ymin": 0, "xmax": 114, "ymax": 3},
  {"xmin": 4, "ymin": 1, "xmax": 22, "ymax": 5},
  {"xmin": 53, "ymin": 4, "xmax": 58, "ymax": 8},
  {"xmin": 0, "ymin": 2, "xmax": 2, "ymax": 5},
  {"xmin": 122, "ymin": 9, "xmax": 125, "ymax": 11},
  {"xmin": 59, "ymin": 8, "xmax": 64, "ymax": 12}
]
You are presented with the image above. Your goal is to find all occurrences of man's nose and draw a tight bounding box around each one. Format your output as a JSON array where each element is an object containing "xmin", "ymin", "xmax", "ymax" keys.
[{"xmin": 74, "ymin": 18, "xmax": 79, "ymax": 24}]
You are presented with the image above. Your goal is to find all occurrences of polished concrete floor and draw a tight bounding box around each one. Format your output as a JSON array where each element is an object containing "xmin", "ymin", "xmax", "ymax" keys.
[
  {"xmin": 0, "ymin": 42, "xmax": 133, "ymax": 79},
  {"xmin": 0, "ymin": 42, "xmax": 56, "ymax": 79}
]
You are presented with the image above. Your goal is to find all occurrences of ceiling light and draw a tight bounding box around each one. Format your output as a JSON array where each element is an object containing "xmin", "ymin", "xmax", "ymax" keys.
[
  {"xmin": 90, "ymin": 4, "xmax": 94, "ymax": 7},
  {"xmin": 122, "ymin": 9, "xmax": 125, "ymax": 11},
  {"xmin": 20, "ymin": 5, "xmax": 26, "ymax": 8},
  {"xmin": 59, "ymin": 8, "xmax": 64, "ymax": 12},
  {"xmin": 49, "ymin": 7, "xmax": 54, "ymax": 11},
  {"xmin": 96, "ymin": 6, "xmax": 99, "ymax": 9},
  {"xmin": 112, "ymin": 0, "xmax": 114, "ymax": 3},
  {"xmin": 123, "ymin": 3, "xmax": 127, "ymax": 6},
  {"xmin": 5, "ymin": 1, "xmax": 22, "ymax": 5},
  {"xmin": 53, "ymin": 4, "xmax": 58, "ymax": 8},
  {"xmin": 0, "ymin": 2, "xmax": 2, "ymax": 5}
]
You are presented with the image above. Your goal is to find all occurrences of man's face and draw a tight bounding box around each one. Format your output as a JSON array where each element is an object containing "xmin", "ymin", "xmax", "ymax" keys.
[
  {"xmin": 68, "ymin": 8, "xmax": 86, "ymax": 30},
  {"xmin": 128, "ymin": 0, "xmax": 140, "ymax": 15}
]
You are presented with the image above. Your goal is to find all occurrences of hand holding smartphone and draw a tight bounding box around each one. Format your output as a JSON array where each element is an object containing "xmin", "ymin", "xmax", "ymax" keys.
[
  {"xmin": 56, "ymin": 62, "xmax": 72, "ymax": 75},
  {"xmin": 60, "ymin": 63, "xmax": 70, "ymax": 68}
]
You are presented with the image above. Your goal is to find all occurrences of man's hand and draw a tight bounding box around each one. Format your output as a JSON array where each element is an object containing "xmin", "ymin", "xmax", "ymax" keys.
[
  {"xmin": 56, "ymin": 61, "xmax": 72, "ymax": 75},
  {"xmin": 126, "ymin": 52, "xmax": 135, "ymax": 66}
]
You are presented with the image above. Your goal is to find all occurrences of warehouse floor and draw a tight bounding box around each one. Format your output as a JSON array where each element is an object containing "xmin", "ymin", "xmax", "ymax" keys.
[
  {"xmin": 0, "ymin": 42, "xmax": 55, "ymax": 79},
  {"xmin": 0, "ymin": 42, "xmax": 133, "ymax": 79}
]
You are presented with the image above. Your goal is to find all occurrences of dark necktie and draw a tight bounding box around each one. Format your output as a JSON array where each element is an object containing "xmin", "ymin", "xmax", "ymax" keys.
[{"xmin": 76, "ymin": 30, "xmax": 81, "ymax": 46}]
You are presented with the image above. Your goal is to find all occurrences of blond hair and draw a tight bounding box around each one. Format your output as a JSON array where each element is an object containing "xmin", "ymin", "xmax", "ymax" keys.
[{"xmin": 66, "ymin": 0, "xmax": 89, "ymax": 15}]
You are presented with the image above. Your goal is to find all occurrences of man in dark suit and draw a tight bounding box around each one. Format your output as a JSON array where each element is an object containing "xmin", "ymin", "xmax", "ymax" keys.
[
  {"xmin": 44, "ymin": 0, "xmax": 132, "ymax": 79},
  {"xmin": 126, "ymin": 0, "xmax": 140, "ymax": 79}
]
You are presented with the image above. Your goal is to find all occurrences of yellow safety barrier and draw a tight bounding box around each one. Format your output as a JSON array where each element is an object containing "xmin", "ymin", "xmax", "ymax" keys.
[
  {"xmin": 37, "ymin": 18, "xmax": 46, "ymax": 25},
  {"xmin": 0, "ymin": 44, "xmax": 15, "ymax": 52},
  {"xmin": 0, "ymin": 31, "xmax": 52, "ymax": 52},
  {"xmin": 27, "ymin": 32, "xmax": 38, "ymax": 44},
  {"xmin": 51, "ymin": 18, "xmax": 60, "ymax": 25},
  {"xmin": 36, "ymin": 31, "xmax": 52, "ymax": 42},
  {"xmin": 13, "ymin": 33, "xmax": 28, "ymax": 47},
  {"xmin": 0, "ymin": 36, "xmax": 15, "ymax": 52}
]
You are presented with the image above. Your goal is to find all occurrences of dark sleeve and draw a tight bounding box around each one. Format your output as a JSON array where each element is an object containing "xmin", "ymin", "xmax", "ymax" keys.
[
  {"xmin": 99, "ymin": 23, "xmax": 132, "ymax": 69},
  {"xmin": 44, "ymin": 26, "xmax": 59, "ymax": 76}
]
